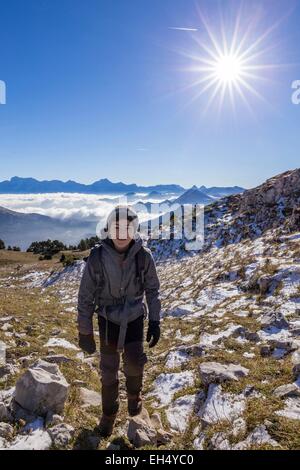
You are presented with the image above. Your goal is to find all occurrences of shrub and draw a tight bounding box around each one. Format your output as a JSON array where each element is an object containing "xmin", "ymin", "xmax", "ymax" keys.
[
  {"xmin": 60, "ymin": 253, "xmax": 79, "ymax": 267},
  {"xmin": 27, "ymin": 239, "xmax": 67, "ymax": 256},
  {"xmin": 77, "ymin": 236, "xmax": 100, "ymax": 251}
]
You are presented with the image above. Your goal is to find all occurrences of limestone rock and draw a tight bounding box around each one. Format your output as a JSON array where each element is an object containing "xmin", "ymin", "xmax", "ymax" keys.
[
  {"xmin": 233, "ymin": 425, "xmax": 279, "ymax": 449},
  {"xmin": 0, "ymin": 363, "xmax": 18, "ymax": 380},
  {"xmin": 79, "ymin": 388, "xmax": 101, "ymax": 408},
  {"xmin": 150, "ymin": 412, "xmax": 163, "ymax": 430},
  {"xmin": 260, "ymin": 312, "xmax": 289, "ymax": 329},
  {"xmin": 127, "ymin": 408, "xmax": 157, "ymax": 448},
  {"xmin": 0, "ymin": 437, "xmax": 7, "ymax": 449},
  {"xmin": 210, "ymin": 432, "xmax": 231, "ymax": 450},
  {"xmin": 258, "ymin": 276, "xmax": 276, "ymax": 295},
  {"xmin": 275, "ymin": 397, "xmax": 300, "ymax": 420},
  {"xmin": 274, "ymin": 383, "xmax": 300, "ymax": 398},
  {"xmin": 199, "ymin": 384, "xmax": 245, "ymax": 426},
  {"xmin": 166, "ymin": 395, "xmax": 196, "ymax": 433},
  {"xmin": 0, "ymin": 402, "xmax": 11, "ymax": 422},
  {"xmin": 8, "ymin": 429, "xmax": 52, "ymax": 450},
  {"xmin": 14, "ymin": 359, "xmax": 69, "ymax": 416},
  {"xmin": 156, "ymin": 428, "xmax": 173, "ymax": 445},
  {"xmin": 0, "ymin": 422, "xmax": 13, "ymax": 439},
  {"xmin": 48, "ymin": 423, "xmax": 75, "ymax": 447},
  {"xmin": 43, "ymin": 355, "xmax": 73, "ymax": 365},
  {"xmin": 291, "ymin": 350, "xmax": 300, "ymax": 377},
  {"xmin": 149, "ymin": 371, "xmax": 194, "ymax": 406},
  {"xmin": 199, "ymin": 362, "xmax": 249, "ymax": 385},
  {"xmin": 45, "ymin": 411, "xmax": 64, "ymax": 427},
  {"xmin": 193, "ymin": 432, "xmax": 206, "ymax": 450}
]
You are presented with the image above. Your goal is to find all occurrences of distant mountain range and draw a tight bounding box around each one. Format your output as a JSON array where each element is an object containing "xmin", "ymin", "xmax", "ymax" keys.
[
  {"xmin": 0, "ymin": 179, "xmax": 245, "ymax": 249},
  {"xmin": 0, "ymin": 176, "xmax": 245, "ymax": 196},
  {"xmin": 0, "ymin": 177, "xmax": 184, "ymax": 194},
  {"xmin": 199, "ymin": 185, "xmax": 245, "ymax": 198}
]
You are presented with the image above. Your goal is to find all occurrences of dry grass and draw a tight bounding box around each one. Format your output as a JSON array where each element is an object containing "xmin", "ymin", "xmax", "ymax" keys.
[{"xmin": 0, "ymin": 241, "xmax": 300, "ymax": 450}]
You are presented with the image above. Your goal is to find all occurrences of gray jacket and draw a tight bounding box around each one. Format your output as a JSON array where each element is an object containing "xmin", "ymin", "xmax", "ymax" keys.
[{"xmin": 77, "ymin": 235, "xmax": 161, "ymax": 348}]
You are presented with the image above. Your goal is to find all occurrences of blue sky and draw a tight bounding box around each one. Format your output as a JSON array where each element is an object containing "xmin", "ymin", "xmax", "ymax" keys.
[{"xmin": 0, "ymin": 0, "xmax": 299, "ymax": 189}]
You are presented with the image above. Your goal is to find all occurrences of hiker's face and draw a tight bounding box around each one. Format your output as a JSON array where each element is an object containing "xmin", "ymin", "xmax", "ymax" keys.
[{"xmin": 109, "ymin": 220, "xmax": 134, "ymax": 250}]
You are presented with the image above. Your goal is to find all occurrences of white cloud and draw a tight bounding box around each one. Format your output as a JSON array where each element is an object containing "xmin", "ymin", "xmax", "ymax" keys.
[{"xmin": 0, "ymin": 193, "xmax": 153, "ymax": 224}]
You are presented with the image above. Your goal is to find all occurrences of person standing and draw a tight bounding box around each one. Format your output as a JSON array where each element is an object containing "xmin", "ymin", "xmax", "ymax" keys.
[{"xmin": 77, "ymin": 205, "xmax": 161, "ymax": 437}]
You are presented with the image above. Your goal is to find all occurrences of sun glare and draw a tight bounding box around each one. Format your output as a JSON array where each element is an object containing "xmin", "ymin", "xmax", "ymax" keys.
[
  {"xmin": 175, "ymin": 4, "xmax": 288, "ymax": 116},
  {"xmin": 214, "ymin": 54, "xmax": 243, "ymax": 84}
]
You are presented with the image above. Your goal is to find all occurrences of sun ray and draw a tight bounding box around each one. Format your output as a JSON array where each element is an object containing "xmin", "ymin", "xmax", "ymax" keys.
[
  {"xmin": 195, "ymin": 5, "xmax": 224, "ymax": 58},
  {"xmin": 234, "ymin": 81, "xmax": 256, "ymax": 119},
  {"xmin": 238, "ymin": 76, "xmax": 269, "ymax": 104},
  {"xmin": 174, "ymin": 3, "xmax": 293, "ymax": 115},
  {"xmin": 180, "ymin": 76, "xmax": 221, "ymax": 111},
  {"xmin": 238, "ymin": 9, "xmax": 294, "ymax": 62},
  {"xmin": 202, "ymin": 80, "xmax": 224, "ymax": 116},
  {"xmin": 190, "ymin": 34, "xmax": 222, "ymax": 63},
  {"xmin": 230, "ymin": 1, "xmax": 244, "ymax": 55}
]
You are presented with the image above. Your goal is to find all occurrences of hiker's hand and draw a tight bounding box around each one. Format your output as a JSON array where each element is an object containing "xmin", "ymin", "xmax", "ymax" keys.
[
  {"xmin": 146, "ymin": 321, "xmax": 160, "ymax": 348},
  {"xmin": 79, "ymin": 333, "xmax": 96, "ymax": 354}
]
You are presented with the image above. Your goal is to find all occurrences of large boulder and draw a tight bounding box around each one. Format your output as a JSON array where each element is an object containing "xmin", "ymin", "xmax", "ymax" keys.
[
  {"xmin": 199, "ymin": 362, "xmax": 249, "ymax": 386},
  {"xmin": 14, "ymin": 360, "xmax": 69, "ymax": 416}
]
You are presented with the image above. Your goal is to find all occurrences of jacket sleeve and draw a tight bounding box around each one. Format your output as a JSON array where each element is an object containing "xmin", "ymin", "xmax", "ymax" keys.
[
  {"xmin": 77, "ymin": 250, "xmax": 98, "ymax": 335},
  {"xmin": 144, "ymin": 250, "xmax": 161, "ymax": 322}
]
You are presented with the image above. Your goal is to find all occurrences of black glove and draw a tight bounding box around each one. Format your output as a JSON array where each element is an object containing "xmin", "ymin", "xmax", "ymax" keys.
[
  {"xmin": 79, "ymin": 333, "xmax": 96, "ymax": 354},
  {"xmin": 146, "ymin": 321, "xmax": 160, "ymax": 348}
]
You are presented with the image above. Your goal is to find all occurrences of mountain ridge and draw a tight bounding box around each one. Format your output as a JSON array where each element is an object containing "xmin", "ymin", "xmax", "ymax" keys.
[{"xmin": 0, "ymin": 176, "xmax": 245, "ymax": 195}]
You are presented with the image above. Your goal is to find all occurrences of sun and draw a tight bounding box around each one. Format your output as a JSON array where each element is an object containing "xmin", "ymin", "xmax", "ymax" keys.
[
  {"xmin": 214, "ymin": 54, "xmax": 244, "ymax": 85},
  {"xmin": 175, "ymin": 4, "xmax": 287, "ymax": 116}
]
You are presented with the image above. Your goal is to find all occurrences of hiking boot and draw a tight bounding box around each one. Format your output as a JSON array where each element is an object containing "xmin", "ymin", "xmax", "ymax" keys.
[
  {"xmin": 127, "ymin": 392, "xmax": 143, "ymax": 417},
  {"xmin": 98, "ymin": 413, "xmax": 117, "ymax": 438}
]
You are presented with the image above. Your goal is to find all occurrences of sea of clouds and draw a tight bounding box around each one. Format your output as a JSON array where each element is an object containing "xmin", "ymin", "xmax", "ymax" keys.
[{"xmin": 0, "ymin": 193, "xmax": 162, "ymax": 225}]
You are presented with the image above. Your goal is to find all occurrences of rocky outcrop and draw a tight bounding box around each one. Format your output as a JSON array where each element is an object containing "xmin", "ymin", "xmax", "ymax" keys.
[{"xmin": 148, "ymin": 168, "xmax": 300, "ymax": 259}]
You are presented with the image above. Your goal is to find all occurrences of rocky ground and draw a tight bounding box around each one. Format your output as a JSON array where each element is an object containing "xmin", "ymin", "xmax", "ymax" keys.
[
  {"xmin": 0, "ymin": 168, "xmax": 300, "ymax": 450},
  {"xmin": 0, "ymin": 223, "xmax": 300, "ymax": 450}
]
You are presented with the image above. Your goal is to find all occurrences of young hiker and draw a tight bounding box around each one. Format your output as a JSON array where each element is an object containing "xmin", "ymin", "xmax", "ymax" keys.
[{"xmin": 77, "ymin": 205, "xmax": 161, "ymax": 437}]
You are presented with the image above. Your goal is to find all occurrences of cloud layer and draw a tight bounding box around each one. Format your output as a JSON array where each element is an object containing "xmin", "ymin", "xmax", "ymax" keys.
[{"xmin": 0, "ymin": 193, "xmax": 159, "ymax": 225}]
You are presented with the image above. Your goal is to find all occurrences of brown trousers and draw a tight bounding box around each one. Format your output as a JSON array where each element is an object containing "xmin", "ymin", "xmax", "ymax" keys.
[{"xmin": 98, "ymin": 315, "xmax": 147, "ymax": 416}]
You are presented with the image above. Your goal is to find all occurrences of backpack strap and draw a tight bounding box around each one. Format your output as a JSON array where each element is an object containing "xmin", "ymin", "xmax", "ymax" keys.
[
  {"xmin": 90, "ymin": 244, "xmax": 105, "ymax": 305},
  {"xmin": 135, "ymin": 246, "xmax": 146, "ymax": 293}
]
